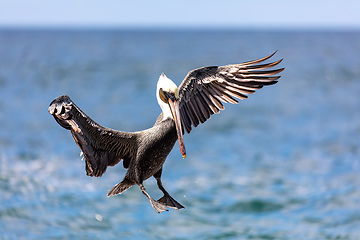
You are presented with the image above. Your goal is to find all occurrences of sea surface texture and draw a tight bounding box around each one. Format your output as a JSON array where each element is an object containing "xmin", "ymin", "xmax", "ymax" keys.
[{"xmin": 0, "ymin": 29, "xmax": 360, "ymax": 239}]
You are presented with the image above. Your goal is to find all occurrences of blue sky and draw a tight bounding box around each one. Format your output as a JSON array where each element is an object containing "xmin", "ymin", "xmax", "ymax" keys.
[{"xmin": 0, "ymin": 0, "xmax": 359, "ymax": 29}]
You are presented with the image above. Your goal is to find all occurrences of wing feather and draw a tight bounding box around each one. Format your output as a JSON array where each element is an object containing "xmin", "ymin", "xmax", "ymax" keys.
[
  {"xmin": 202, "ymin": 86, "xmax": 224, "ymax": 112},
  {"xmin": 209, "ymin": 82, "xmax": 238, "ymax": 104},
  {"xmin": 198, "ymin": 89, "xmax": 219, "ymax": 114},
  {"xmin": 196, "ymin": 91, "xmax": 213, "ymax": 118},
  {"xmin": 179, "ymin": 51, "xmax": 284, "ymax": 134},
  {"xmin": 180, "ymin": 106, "xmax": 192, "ymax": 133},
  {"xmin": 185, "ymin": 101, "xmax": 200, "ymax": 128},
  {"xmin": 49, "ymin": 95, "xmax": 137, "ymax": 177},
  {"xmin": 193, "ymin": 92, "xmax": 211, "ymax": 120},
  {"xmin": 189, "ymin": 96, "xmax": 206, "ymax": 124},
  {"xmin": 225, "ymin": 86, "xmax": 248, "ymax": 100}
]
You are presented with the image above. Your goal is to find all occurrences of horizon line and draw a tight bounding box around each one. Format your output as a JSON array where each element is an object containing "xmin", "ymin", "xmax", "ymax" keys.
[{"xmin": 0, "ymin": 24, "xmax": 359, "ymax": 32}]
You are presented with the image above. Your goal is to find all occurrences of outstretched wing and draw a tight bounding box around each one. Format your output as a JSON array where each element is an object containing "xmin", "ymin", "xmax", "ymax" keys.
[
  {"xmin": 178, "ymin": 51, "xmax": 284, "ymax": 134},
  {"xmin": 48, "ymin": 95, "xmax": 137, "ymax": 177}
]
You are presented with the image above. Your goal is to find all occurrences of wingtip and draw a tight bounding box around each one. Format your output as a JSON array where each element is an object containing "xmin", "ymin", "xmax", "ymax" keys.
[
  {"xmin": 270, "ymin": 50, "xmax": 277, "ymax": 57},
  {"xmin": 266, "ymin": 50, "xmax": 279, "ymax": 61},
  {"xmin": 239, "ymin": 50, "xmax": 281, "ymax": 66},
  {"xmin": 48, "ymin": 105, "xmax": 55, "ymax": 115}
]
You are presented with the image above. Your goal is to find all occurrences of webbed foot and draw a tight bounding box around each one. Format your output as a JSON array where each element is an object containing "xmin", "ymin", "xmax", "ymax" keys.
[
  {"xmin": 149, "ymin": 197, "xmax": 168, "ymax": 213},
  {"xmin": 153, "ymin": 171, "xmax": 185, "ymax": 211},
  {"xmin": 140, "ymin": 184, "xmax": 168, "ymax": 213},
  {"xmin": 157, "ymin": 193, "xmax": 185, "ymax": 210}
]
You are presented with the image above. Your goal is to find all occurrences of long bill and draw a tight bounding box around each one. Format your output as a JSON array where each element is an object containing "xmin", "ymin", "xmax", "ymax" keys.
[{"xmin": 168, "ymin": 99, "xmax": 186, "ymax": 159}]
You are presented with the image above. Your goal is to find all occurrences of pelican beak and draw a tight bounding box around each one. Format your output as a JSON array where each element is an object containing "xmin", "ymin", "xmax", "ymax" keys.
[{"xmin": 168, "ymin": 98, "xmax": 186, "ymax": 159}]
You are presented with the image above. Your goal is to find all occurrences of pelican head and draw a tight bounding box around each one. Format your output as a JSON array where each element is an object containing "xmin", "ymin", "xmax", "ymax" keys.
[{"xmin": 156, "ymin": 73, "xmax": 186, "ymax": 158}]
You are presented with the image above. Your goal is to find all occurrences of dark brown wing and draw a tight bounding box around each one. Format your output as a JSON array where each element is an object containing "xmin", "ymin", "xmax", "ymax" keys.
[
  {"xmin": 48, "ymin": 95, "xmax": 137, "ymax": 177},
  {"xmin": 178, "ymin": 51, "xmax": 284, "ymax": 134}
]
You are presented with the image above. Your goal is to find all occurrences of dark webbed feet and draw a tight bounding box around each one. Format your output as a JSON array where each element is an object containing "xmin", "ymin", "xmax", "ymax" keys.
[
  {"xmin": 139, "ymin": 184, "xmax": 184, "ymax": 213},
  {"xmin": 140, "ymin": 184, "xmax": 168, "ymax": 213},
  {"xmin": 155, "ymin": 177, "xmax": 184, "ymax": 210},
  {"xmin": 157, "ymin": 193, "xmax": 184, "ymax": 210}
]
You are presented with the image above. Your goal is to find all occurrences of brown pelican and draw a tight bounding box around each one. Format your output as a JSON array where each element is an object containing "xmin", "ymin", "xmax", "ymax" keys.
[{"xmin": 48, "ymin": 52, "xmax": 284, "ymax": 213}]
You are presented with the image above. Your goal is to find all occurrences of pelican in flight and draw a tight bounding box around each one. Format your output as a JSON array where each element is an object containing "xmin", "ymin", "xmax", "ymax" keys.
[{"xmin": 49, "ymin": 52, "xmax": 284, "ymax": 213}]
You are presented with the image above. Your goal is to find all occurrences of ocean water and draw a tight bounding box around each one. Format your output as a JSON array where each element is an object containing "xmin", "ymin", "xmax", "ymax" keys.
[{"xmin": 0, "ymin": 29, "xmax": 360, "ymax": 239}]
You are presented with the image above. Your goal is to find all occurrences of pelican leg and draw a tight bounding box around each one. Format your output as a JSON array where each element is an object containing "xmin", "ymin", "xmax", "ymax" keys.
[
  {"xmin": 154, "ymin": 170, "xmax": 185, "ymax": 210},
  {"xmin": 139, "ymin": 184, "xmax": 168, "ymax": 213}
]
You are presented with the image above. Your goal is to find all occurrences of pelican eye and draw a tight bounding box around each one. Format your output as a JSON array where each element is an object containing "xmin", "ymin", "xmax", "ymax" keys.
[
  {"xmin": 159, "ymin": 88, "xmax": 179, "ymax": 103},
  {"xmin": 159, "ymin": 88, "xmax": 167, "ymax": 103}
]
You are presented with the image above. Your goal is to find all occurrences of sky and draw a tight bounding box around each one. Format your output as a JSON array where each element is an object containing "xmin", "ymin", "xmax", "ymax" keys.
[{"xmin": 0, "ymin": 0, "xmax": 359, "ymax": 30}]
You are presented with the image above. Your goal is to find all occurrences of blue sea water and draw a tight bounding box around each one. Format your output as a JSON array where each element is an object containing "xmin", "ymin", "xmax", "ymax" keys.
[{"xmin": 0, "ymin": 29, "xmax": 360, "ymax": 239}]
